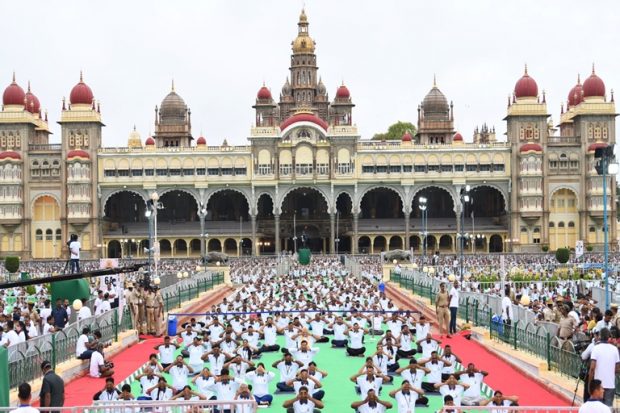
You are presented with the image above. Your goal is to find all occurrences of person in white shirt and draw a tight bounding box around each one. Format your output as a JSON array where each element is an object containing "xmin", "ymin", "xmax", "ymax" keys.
[
  {"xmin": 449, "ymin": 281, "xmax": 460, "ymax": 335},
  {"xmin": 282, "ymin": 386, "xmax": 325, "ymax": 413},
  {"xmin": 24, "ymin": 318, "xmax": 38, "ymax": 339},
  {"xmin": 3, "ymin": 321, "xmax": 22, "ymax": 347},
  {"xmin": 415, "ymin": 315, "xmax": 431, "ymax": 342},
  {"xmin": 588, "ymin": 328, "xmax": 620, "ymax": 407},
  {"xmin": 329, "ymin": 317, "xmax": 348, "ymax": 348},
  {"xmin": 10, "ymin": 382, "xmax": 39, "ymax": 413},
  {"xmin": 192, "ymin": 367, "xmax": 216, "ymax": 399},
  {"xmin": 76, "ymin": 327, "xmax": 94, "ymax": 359},
  {"xmin": 579, "ymin": 380, "xmax": 612, "ymax": 413},
  {"xmin": 345, "ymin": 324, "xmax": 367, "ymax": 357},
  {"xmin": 420, "ymin": 351, "xmax": 452, "ymax": 392},
  {"xmin": 371, "ymin": 345, "xmax": 395, "ymax": 377},
  {"xmin": 309, "ymin": 314, "xmax": 329, "ymax": 343},
  {"xmin": 351, "ymin": 389, "xmax": 393, "ymax": 413},
  {"xmin": 95, "ymin": 293, "xmax": 111, "ymax": 316},
  {"xmin": 164, "ymin": 355, "xmax": 194, "ymax": 392},
  {"xmin": 93, "ymin": 377, "xmax": 120, "ymax": 401},
  {"xmin": 77, "ymin": 299, "xmax": 92, "ymax": 321},
  {"xmin": 435, "ymin": 375, "xmax": 469, "ymax": 406},
  {"xmin": 89, "ymin": 345, "xmax": 114, "ymax": 378},
  {"xmin": 417, "ymin": 334, "xmax": 440, "ymax": 358},
  {"xmin": 69, "ymin": 234, "xmax": 81, "ymax": 273},
  {"xmin": 155, "ymin": 335, "xmax": 179, "ymax": 369},
  {"xmin": 170, "ymin": 385, "xmax": 206, "ymax": 401},
  {"xmin": 224, "ymin": 355, "xmax": 254, "ymax": 380},
  {"xmin": 351, "ymin": 368, "xmax": 390, "ymax": 400},
  {"xmin": 396, "ymin": 325, "xmax": 416, "ymax": 359},
  {"xmin": 178, "ymin": 325, "xmax": 198, "ymax": 350},
  {"xmin": 441, "ymin": 345, "xmax": 462, "ymax": 381},
  {"xmin": 389, "ymin": 380, "xmax": 425, "ymax": 413},
  {"xmin": 146, "ymin": 377, "xmax": 174, "ymax": 401},
  {"xmin": 480, "ymin": 390, "xmax": 519, "ymax": 413},
  {"xmin": 273, "ymin": 353, "xmax": 304, "ymax": 392},
  {"xmin": 135, "ymin": 367, "xmax": 162, "ymax": 399},
  {"xmin": 207, "ymin": 369, "xmax": 242, "ymax": 403},
  {"xmin": 455, "ymin": 363, "xmax": 489, "ymax": 406},
  {"xmin": 259, "ymin": 317, "xmax": 280, "ymax": 352},
  {"xmin": 395, "ymin": 360, "xmax": 430, "ymax": 405},
  {"xmin": 245, "ymin": 363, "xmax": 275, "ymax": 406},
  {"xmin": 501, "ymin": 287, "xmax": 514, "ymax": 325},
  {"xmin": 186, "ymin": 336, "xmax": 206, "ymax": 373},
  {"xmin": 233, "ymin": 384, "xmax": 255, "ymax": 413},
  {"xmin": 286, "ymin": 369, "xmax": 325, "ymax": 401},
  {"xmin": 203, "ymin": 346, "xmax": 226, "ymax": 376},
  {"xmin": 291, "ymin": 341, "xmax": 320, "ymax": 367}
]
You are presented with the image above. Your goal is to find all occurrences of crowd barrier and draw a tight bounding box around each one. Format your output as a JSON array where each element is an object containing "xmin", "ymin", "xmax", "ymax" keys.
[
  {"xmin": 7, "ymin": 271, "xmax": 224, "ymax": 389},
  {"xmin": 392, "ymin": 269, "xmax": 620, "ymax": 395},
  {"xmin": 439, "ymin": 407, "xmax": 580, "ymax": 413},
  {"xmin": 0, "ymin": 400, "xmax": 257, "ymax": 412}
]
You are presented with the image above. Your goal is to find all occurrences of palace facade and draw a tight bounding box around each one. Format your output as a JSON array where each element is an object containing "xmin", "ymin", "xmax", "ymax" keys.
[{"xmin": 0, "ymin": 10, "xmax": 616, "ymax": 259}]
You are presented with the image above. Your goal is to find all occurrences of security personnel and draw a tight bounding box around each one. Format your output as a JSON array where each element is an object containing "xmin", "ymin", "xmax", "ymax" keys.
[
  {"xmin": 154, "ymin": 288, "xmax": 165, "ymax": 337},
  {"xmin": 135, "ymin": 286, "xmax": 147, "ymax": 335},
  {"xmin": 145, "ymin": 288, "xmax": 156, "ymax": 335},
  {"xmin": 128, "ymin": 284, "xmax": 141, "ymax": 332}
]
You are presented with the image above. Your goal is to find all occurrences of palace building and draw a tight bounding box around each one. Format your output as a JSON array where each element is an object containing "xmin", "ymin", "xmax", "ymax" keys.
[{"xmin": 0, "ymin": 9, "xmax": 616, "ymax": 259}]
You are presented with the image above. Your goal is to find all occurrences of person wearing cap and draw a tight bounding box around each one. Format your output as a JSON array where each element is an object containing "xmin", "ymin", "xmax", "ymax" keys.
[
  {"xmin": 40, "ymin": 361, "xmax": 65, "ymax": 408},
  {"xmin": 145, "ymin": 288, "xmax": 156, "ymax": 335},
  {"xmin": 154, "ymin": 287, "xmax": 165, "ymax": 336}
]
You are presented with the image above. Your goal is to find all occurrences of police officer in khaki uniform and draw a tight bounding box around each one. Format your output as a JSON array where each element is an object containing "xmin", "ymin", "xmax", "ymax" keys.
[
  {"xmin": 542, "ymin": 302, "xmax": 555, "ymax": 322},
  {"xmin": 145, "ymin": 288, "xmax": 156, "ymax": 335},
  {"xmin": 128, "ymin": 284, "xmax": 140, "ymax": 331},
  {"xmin": 136, "ymin": 285, "xmax": 147, "ymax": 335},
  {"xmin": 154, "ymin": 288, "xmax": 165, "ymax": 336}
]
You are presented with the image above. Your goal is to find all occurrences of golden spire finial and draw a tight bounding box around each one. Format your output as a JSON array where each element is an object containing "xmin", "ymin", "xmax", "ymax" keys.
[
  {"xmin": 80, "ymin": 70, "xmax": 83, "ymax": 83},
  {"xmin": 592, "ymin": 62, "xmax": 596, "ymax": 75},
  {"xmin": 577, "ymin": 73, "xmax": 581, "ymax": 84},
  {"xmin": 27, "ymin": 80, "xmax": 31, "ymax": 92},
  {"xmin": 433, "ymin": 74, "xmax": 437, "ymax": 87},
  {"xmin": 133, "ymin": 124, "xmax": 137, "ymax": 131},
  {"xmin": 171, "ymin": 79, "xmax": 175, "ymax": 92},
  {"xmin": 524, "ymin": 63, "xmax": 528, "ymax": 75},
  {"xmin": 12, "ymin": 71, "xmax": 16, "ymax": 83}
]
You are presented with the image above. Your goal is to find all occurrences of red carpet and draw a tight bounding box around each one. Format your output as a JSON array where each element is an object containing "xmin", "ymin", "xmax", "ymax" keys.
[
  {"xmin": 59, "ymin": 338, "xmax": 161, "ymax": 406},
  {"xmin": 439, "ymin": 331, "xmax": 568, "ymax": 406}
]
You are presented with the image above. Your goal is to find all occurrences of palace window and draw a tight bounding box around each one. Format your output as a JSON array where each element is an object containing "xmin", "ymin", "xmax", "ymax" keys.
[
  {"xmin": 493, "ymin": 164, "xmax": 505, "ymax": 172},
  {"xmin": 337, "ymin": 163, "xmax": 352, "ymax": 174},
  {"xmin": 479, "ymin": 164, "xmax": 491, "ymax": 172},
  {"xmin": 441, "ymin": 165, "xmax": 453, "ymax": 173},
  {"xmin": 362, "ymin": 165, "xmax": 374, "ymax": 173},
  {"xmin": 117, "ymin": 169, "xmax": 129, "ymax": 177},
  {"xmin": 104, "ymin": 170, "xmax": 116, "ymax": 177},
  {"xmin": 550, "ymin": 161, "xmax": 558, "ymax": 168},
  {"xmin": 36, "ymin": 229, "xmax": 43, "ymax": 241},
  {"xmin": 258, "ymin": 164, "xmax": 272, "ymax": 175},
  {"xmin": 169, "ymin": 169, "xmax": 181, "ymax": 176},
  {"xmin": 295, "ymin": 164, "xmax": 313, "ymax": 175},
  {"xmin": 45, "ymin": 229, "xmax": 53, "ymax": 241},
  {"xmin": 402, "ymin": 165, "xmax": 412, "ymax": 173},
  {"xmin": 233, "ymin": 167, "xmax": 246, "ymax": 175},
  {"xmin": 466, "ymin": 164, "xmax": 477, "ymax": 172},
  {"xmin": 55, "ymin": 229, "xmax": 62, "ymax": 241},
  {"xmin": 221, "ymin": 168, "xmax": 233, "ymax": 176},
  {"xmin": 144, "ymin": 169, "xmax": 154, "ymax": 176},
  {"xmin": 196, "ymin": 168, "xmax": 206, "ymax": 176},
  {"xmin": 533, "ymin": 227, "xmax": 541, "ymax": 244},
  {"xmin": 414, "ymin": 165, "xmax": 426, "ymax": 173},
  {"xmin": 182, "ymin": 168, "xmax": 194, "ymax": 176},
  {"xmin": 454, "ymin": 164, "xmax": 464, "ymax": 172},
  {"xmin": 316, "ymin": 164, "xmax": 329, "ymax": 175},
  {"xmin": 428, "ymin": 165, "xmax": 440, "ymax": 172},
  {"xmin": 389, "ymin": 165, "xmax": 401, "ymax": 174},
  {"xmin": 132, "ymin": 169, "xmax": 143, "ymax": 177},
  {"xmin": 207, "ymin": 168, "xmax": 220, "ymax": 176},
  {"xmin": 156, "ymin": 169, "xmax": 167, "ymax": 176},
  {"xmin": 280, "ymin": 164, "xmax": 292, "ymax": 175},
  {"xmin": 375, "ymin": 165, "xmax": 388, "ymax": 174}
]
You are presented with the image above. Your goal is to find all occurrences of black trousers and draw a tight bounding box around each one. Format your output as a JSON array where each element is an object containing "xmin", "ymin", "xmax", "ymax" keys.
[
  {"xmin": 260, "ymin": 344, "xmax": 280, "ymax": 352},
  {"xmin": 346, "ymin": 346, "xmax": 365, "ymax": 356},
  {"xmin": 449, "ymin": 307, "xmax": 458, "ymax": 334}
]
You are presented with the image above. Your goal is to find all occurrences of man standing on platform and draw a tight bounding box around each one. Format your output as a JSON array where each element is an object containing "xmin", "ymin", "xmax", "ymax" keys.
[
  {"xmin": 128, "ymin": 284, "xmax": 141, "ymax": 332},
  {"xmin": 449, "ymin": 281, "xmax": 459, "ymax": 336}
]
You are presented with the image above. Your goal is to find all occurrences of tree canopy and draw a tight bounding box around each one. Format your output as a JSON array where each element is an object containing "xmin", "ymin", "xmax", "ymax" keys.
[{"xmin": 372, "ymin": 121, "xmax": 416, "ymax": 140}]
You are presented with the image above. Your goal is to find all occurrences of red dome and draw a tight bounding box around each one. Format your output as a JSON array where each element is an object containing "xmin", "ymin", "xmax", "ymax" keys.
[
  {"xmin": 145, "ymin": 137, "xmax": 155, "ymax": 145},
  {"xmin": 588, "ymin": 142, "xmax": 607, "ymax": 152},
  {"xmin": 514, "ymin": 67, "xmax": 538, "ymax": 98},
  {"xmin": 24, "ymin": 85, "xmax": 41, "ymax": 114},
  {"xmin": 196, "ymin": 136, "xmax": 206, "ymax": 145},
  {"xmin": 453, "ymin": 132, "xmax": 463, "ymax": 141},
  {"xmin": 3, "ymin": 77, "xmax": 25, "ymax": 106},
  {"xmin": 67, "ymin": 149, "xmax": 90, "ymax": 159},
  {"xmin": 568, "ymin": 78, "xmax": 584, "ymax": 107},
  {"xmin": 0, "ymin": 151, "xmax": 21, "ymax": 160},
  {"xmin": 280, "ymin": 113, "xmax": 329, "ymax": 131},
  {"xmin": 336, "ymin": 85, "xmax": 350, "ymax": 99},
  {"xmin": 401, "ymin": 131, "xmax": 412, "ymax": 142},
  {"xmin": 520, "ymin": 143, "xmax": 543, "ymax": 153},
  {"xmin": 69, "ymin": 73, "xmax": 94, "ymax": 105},
  {"xmin": 583, "ymin": 68, "xmax": 605, "ymax": 98},
  {"xmin": 257, "ymin": 86, "xmax": 272, "ymax": 100}
]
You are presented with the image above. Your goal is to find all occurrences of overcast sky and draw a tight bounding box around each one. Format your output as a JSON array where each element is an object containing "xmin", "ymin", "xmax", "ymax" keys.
[{"xmin": 2, "ymin": 0, "xmax": 619, "ymax": 147}]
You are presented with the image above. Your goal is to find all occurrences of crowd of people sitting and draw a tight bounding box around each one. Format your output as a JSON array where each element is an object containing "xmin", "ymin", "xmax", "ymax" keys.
[{"xmin": 102, "ymin": 257, "xmax": 520, "ymax": 412}]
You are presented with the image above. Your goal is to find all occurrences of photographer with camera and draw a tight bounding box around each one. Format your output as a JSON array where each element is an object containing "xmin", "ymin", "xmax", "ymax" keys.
[{"xmin": 68, "ymin": 234, "xmax": 81, "ymax": 274}]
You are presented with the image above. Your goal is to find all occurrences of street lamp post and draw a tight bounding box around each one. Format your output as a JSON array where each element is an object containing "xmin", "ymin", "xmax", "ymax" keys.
[
  {"xmin": 459, "ymin": 185, "xmax": 471, "ymax": 283},
  {"xmin": 198, "ymin": 203, "xmax": 208, "ymax": 258},
  {"xmin": 293, "ymin": 210, "xmax": 298, "ymax": 253},
  {"xmin": 335, "ymin": 210, "xmax": 340, "ymax": 255},
  {"xmin": 149, "ymin": 191, "xmax": 162, "ymax": 285},
  {"xmin": 419, "ymin": 196, "xmax": 428, "ymax": 263},
  {"xmin": 595, "ymin": 145, "xmax": 618, "ymax": 309}
]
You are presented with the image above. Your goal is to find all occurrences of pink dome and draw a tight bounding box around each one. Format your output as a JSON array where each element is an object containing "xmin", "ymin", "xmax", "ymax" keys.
[
  {"xmin": 145, "ymin": 137, "xmax": 155, "ymax": 145},
  {"xmin": 514, "ymin": 67, "xmax": 538, "ymax": 98},
  {"xmin": 24, "ymin": 84, "xmax": 41, "ymax": 114},
  {"xmin": 453, "ymin": 132, "xmax": 463, "ymax": 141},
  {"xmin": 67, "ymin": 149, "xmax": 90, "ymax": 159},
  {"xmin": 520, "ymin": 143, "xmax": 543, "ymax": 153},
  {"xmin": 568, "ymin": 78, "xmax": 584, "ymax": 107},
  {"xmin": 336, "ymin": 85, "xmax": 350, "ymax": 99},
  {"xmin": 257, "ymin": 86, "xmax": 272, "ymax": 100},
  {"xmin": 0, "ymin": 151, "xmax": 21, "ymax": 161},
  {"xmin": 583, "ymin": 68, "xmax": 605, "ymax": 98},
  {"xmin": 401, "ymin": 131, "xmax": 412, "ymax": 142},
  {"xmin": 2, "ymin": 76, "xmax": 25, "ymax": 106},
  {"xmin": 196, "ymin": 136, "xmax": 206, "ymax": 145},
  {"xmin": 69, "ymin": 73, "xmax": 94, "ymax": 105},
  {"xmin": 588, "ymin": 142, "xmax": 607, "ymax": 152}
]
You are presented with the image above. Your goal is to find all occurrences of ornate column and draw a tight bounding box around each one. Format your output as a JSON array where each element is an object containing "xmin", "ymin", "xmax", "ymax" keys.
[
  {"xmin": 329, "ymin": 213, "xmax": 335, "ymax": 254},
  {"xmin": 251, "ymin": 214, "xmax": 257, "ymax": 256},
  {"xmin": 404, "ymin": 208, "xmax": 411, "ymax": 250},
  {"xmin": 353, "ymin": 212, "xmax": 359, "ymax": 254},
  {"xmin": 274, "ymin": 214, "xmax": 281, "ymax": 253}
]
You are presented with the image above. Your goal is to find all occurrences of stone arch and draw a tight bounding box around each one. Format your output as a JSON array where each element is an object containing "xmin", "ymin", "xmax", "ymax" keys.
[
  {"xmin": 410, "ymin": 185, "xmax": 458, "ymax": 212},
  {"xmin": 278, "ymin": 186, "xmax": 332, "ymax": 215},
  {"xmin": 549, "ymin": 186, "xmax": 580, "ymax": 209},
  {"xmin": 204, "ymin": 187, "xmax": 252, "ymax": 211},
  {"xmin": 356, "ymin": 185, "xmax": 405, "ymax": 215},
  {"xmin": 102, "ymin": 189, "xmax": 148, "ymax": 214},
  {"xmin": 159, "ymin": 188, "xmax": 201, "ymax": 206},
  {"xmin": 470, "ymin": 183, "xmax": 509, "ymax": 212}
]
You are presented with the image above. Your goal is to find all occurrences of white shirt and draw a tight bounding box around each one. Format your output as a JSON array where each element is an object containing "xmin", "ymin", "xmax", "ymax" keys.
[
  {"xmin": 96, "ymin": 301, "xmax": 111, "ymax": 316},
  {"xmin": 158, "ymin": 344, "xmax": 175, "ymax": 364},
  {"xmin": 449, "ymin": 287, "xmax": 459, "ymax": 308},
  {"xmin": 195, "ymin": 376, "xmax": 215, "ymax": 397},
  {"xmin": 78, "ymin": 306, "xmax": 92, "ymax": 320},
  {"xmin": 395, "ymin": 390, "xmax": 419, "ymax": 413},
  {"xmin": 76, "ymin": 334, "xmax": 89, "ymax": 356},
  {"xmin": 277, "ymin": 361, "xmax": 300, "ymax": 382},
  {"xmin": 579, "ymin": 400, "xmax": 611, "ymax": 413},
  {"xmin": 420, "ymin": 340, "xmax": 438, "ymax": 358},
  {"xmin": 291, "ymin": 348, "xmax": 319, "ymax": 367},
  {"xmin": 439, "ymin": 384, "xmax": 465, "ymax": 406},
  {"xmin": 5, "ymin": 330, "xmax": 19, "ymax": 346},
  {"xmin": 348, "ymin": 330, "xmax": 364, "ymax": 349},
  {"xmin": 442, "ymin": 354, "xmax": 457, "ymax": 374},
  {"xmin": 461, "ymin": 372, "xmax": 484, "ymax": 397},
  {"xmin": 69, "ymin": 241, "xmax": 81, "ymax": 259},
  {"xmin": 150, "ymin": 387, "xmax": 173, "ymax": 401},
  {"xmin": 291, "ymin": 399, "xmax": 316, "ymax": 413},
  {"xmin": 333, "ymin": 323, "xmax": 347, "ymax": 340},
  {"xmin": 591, "ymin": 342, "xmax": 620, "ymax": 388},
  {"xmin": 90, "ymin": 351, "xmax": 104, "ymax": 377},
  {"xmin": 9, "ymin": 407, "xmax": 40, "ymax": 413},
  {"xmin": 401, "ymin": 368, "xmax": 425, "ymax": 388},
  {"xmin": 356, "ymin": 376, "xmax": 383, "ymax": 399},
  {"xmin": 501, "ymin": 296, "xmax": 513, "ymax": 320},
  {"xmin": 96, "ymin": 389, "xmax": 119, "ymax": 401},
  {"xmin": 425, "ymin": 360, "xmax": 444, "ymax": 383},
  {"xmin": 187, "ymin": 345, "xmax": 204, "ymax": 369},
  {"xmin": 207, "ymin": 353, "xmax": 226, "ymax": 375},
  {"xmin": 373, "ymin": 354, "xmax": 389, "ymax": 375},
  {"xmin": 169, "ymin": 365, "xmax": 190, "ymax": 390},
  {"xmin": 262, "ymin": 325, "xmax": 277, "ymax": 345},
  {"xmin": 415, "ymin": 323, "xmax": 430, "ymax": 341},
  {"xmin": 245, "ymin": 371, "xmax": 275, "ymax": 397},
  {"xmin": 139, "ymin": 375, "xmax": 159, "ymax": 396},
  {"xmin": 357, "ymin": 403, "xmax": 387, "ymax": 413},
  {"xmin": 399, "ymin": 333, "xmax": 413, "ymax": 351},
  {"xmin": 210, "ymin": 379, "xmax": 240, "ymax": 401}
]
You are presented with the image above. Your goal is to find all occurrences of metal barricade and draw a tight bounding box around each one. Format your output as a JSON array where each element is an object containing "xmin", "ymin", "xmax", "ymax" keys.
[{"xmin": 0, "ymin": 400, "xmax": 257, "ymax": 412}]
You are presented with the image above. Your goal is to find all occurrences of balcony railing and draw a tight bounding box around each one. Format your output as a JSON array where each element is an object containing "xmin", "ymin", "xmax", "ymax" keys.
[{"xmin": 28, "ymin": 144, "xmax": 62, "ymax": 151}]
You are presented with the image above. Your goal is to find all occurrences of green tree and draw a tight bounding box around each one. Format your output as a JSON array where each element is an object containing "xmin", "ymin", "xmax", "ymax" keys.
[
  {"xmin": 4, "ymin": 256, "xmax": 19, "ymax": 273},
  {"xmin": 555, "ymin": 247, "xmax": 570, "ymax": 264},
  {"xmin": 372, "ymin": 121, "xmax": 416, "ymax": 140}
]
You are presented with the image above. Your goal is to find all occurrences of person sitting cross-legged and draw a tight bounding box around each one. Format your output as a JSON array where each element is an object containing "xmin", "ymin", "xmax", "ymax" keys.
[
  {"xmin": 286, "ymin": 369, "xmax": 325, "ymax": 401},
  {"xmin": 419, "ymin": 351, "xmax": 451, "ymax": 393},
  {"xmin": 454, "ymin": 362, "xmax": 489, "ymax": 406},
  {"xmin": 480, "ymin": 390, "xmax": 519, "ymax": 409},
  {"xmin": 389, "ymin": 380, "xmax": 426, "ymax": 413},
  {"xmin": 434, "ymin": 374, "xmax": 469, "ymax": 406},
  {"xmin": 283, "ymin": 385, "xmax": 324, "ymax": 413},
  {"xmin": 345, "ymin": 323, "xmax": 368, "ymax": 357},
  {"xmin": 245, "ymin": 363, "xmax": 275, "ymax": 406},
  {"xmin": 273, "ymin": 353, "xmax": 304, "ymax": 392},
  {"xmin": 351, "ymin": 366, "xmax": 390, "ymax": 399},
  {"xmin": 351, "ymin": 389, "xmax": 393, "ymax": 413},
  {"xmin": 395, "ymin": 360, "xmax": 430, "ymax": 406}
]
